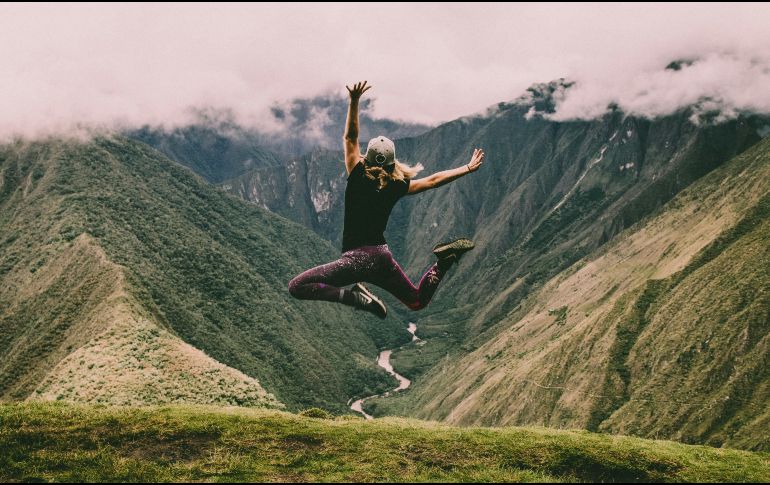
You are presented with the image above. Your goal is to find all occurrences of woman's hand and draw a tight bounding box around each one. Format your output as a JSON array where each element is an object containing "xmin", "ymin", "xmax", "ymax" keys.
[
  {"xmin": 467, "ymin": 148, "xmax": 484, "ymax": 172},
  {"xmin": 346, "ymin": 80, "xmax": 372, "ymax": 100}
]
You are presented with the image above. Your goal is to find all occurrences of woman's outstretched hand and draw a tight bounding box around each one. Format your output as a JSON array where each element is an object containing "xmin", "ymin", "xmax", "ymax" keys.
[
  {"xmin": 346, "ymin": 80, "xmax": 372, "ymax": 100},
  {"xmin": 467, "ymin": 148, "xmax": 485, "ymax": 172}
]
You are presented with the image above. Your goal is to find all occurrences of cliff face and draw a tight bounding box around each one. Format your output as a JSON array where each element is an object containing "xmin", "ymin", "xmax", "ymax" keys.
[{"xmin": 222, "ymin": 148, "xmax": 348, "ymax": 250}]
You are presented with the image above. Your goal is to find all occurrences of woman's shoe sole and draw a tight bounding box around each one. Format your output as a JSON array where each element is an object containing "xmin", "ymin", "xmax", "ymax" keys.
[{"xmin": 432, "ymin": 238, "xmax": 475, "ymax": 259}]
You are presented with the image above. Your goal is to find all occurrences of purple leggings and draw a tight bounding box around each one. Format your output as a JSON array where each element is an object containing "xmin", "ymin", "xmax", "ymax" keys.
[{"xmin": 288, "ymin": 244, "xmax": 445, "ymax": 311}]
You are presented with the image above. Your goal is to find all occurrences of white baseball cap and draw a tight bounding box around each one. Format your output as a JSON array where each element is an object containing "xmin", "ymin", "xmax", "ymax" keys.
[{"xmin": 365, "ymin": 136, "xmax": 396, "ymax": 169}]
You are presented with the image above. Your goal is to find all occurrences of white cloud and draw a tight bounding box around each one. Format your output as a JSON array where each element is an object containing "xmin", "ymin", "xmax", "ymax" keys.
[
  {"xmin": 548, "ymin": 51, "xmax": 770, "ymax": 121},
  {"xmin": 1, "ymin": 3, "xmax": 770, "ymax": 139}
]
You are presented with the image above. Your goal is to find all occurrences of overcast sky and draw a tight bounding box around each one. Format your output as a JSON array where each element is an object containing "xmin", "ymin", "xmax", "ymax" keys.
[{"xmin": 2, "ymin": 3, "xmax": 770, "ymax": 138}]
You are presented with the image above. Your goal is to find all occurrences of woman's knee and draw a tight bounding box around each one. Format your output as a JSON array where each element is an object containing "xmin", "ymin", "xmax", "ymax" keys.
[{"xmin": 287, "ymin": 275, "xmax": 305, "ymax": 299}]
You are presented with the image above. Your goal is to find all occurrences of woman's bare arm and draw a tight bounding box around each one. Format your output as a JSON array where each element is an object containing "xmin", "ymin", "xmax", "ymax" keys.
[
  {"xmin": 343, "ymin": 81, "xmax": 371, "ymax": 175},
  {"xmin": 407, "ymin": 148, "xmax": 484, "ymax": 195}
]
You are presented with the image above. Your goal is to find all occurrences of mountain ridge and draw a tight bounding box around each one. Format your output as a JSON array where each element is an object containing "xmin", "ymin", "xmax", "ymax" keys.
[{"xmin": 0, "ymin": 135, "xmax": 409, "ymax": 412}]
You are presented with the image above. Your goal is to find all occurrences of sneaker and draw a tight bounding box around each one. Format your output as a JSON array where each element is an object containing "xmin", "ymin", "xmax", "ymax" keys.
[
  {"xmin": 351, "ymin": 283, "xmax": 387, "ymax": 319},
  {"xmin": 432, "ymin": 238, "xmax": 475, "ymax": 263}
]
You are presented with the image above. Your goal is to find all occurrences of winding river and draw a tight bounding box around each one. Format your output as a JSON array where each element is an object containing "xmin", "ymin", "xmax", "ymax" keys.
[{"xmin": 349, "ymin": 323, "xmax": 421, "ymax": 419}]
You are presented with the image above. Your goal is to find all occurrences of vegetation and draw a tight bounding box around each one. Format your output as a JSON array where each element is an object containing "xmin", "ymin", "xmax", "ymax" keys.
[
  {"xmin": 2, "ymin": 403, "xmax": 768, "ymax": 483},
  {"xmin": 548, "ymin": 306, "xmax": 569, "ymax": 326},
  {"xmin": 365, "ymin": 133, "xmax": 770, "ymax": 451},
  {"xmin": 298, "ymin": 407, "xmax": 335, "ymax": 419},
  {"xmin": 129, "ymin": 123, "xmax": 285, "ymax": 183},
  {"xmin": 2, "ymin": 90, "xmax": 769, "ymax": 460},
  {"xmin": 214, "ymin": 104, "xmax": 767, "ymax": 446},
  {"xmin": 0, "ymin": 136, "xmax": 408, "ymax": 413}
]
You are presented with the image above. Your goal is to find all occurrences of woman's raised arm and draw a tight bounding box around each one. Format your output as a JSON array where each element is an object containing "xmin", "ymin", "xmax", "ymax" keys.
[
  {"xmin": 407, "ymin": 148, "xmax": 484, "ymax": 195},
  {"xmin": 343, "ymin": 81, "xmax": 371, "ymax": 175}
]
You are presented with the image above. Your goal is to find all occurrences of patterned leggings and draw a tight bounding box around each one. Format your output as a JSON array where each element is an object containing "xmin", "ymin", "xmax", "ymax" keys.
[{"xmin": 288, "ymin": 244, "xmax": 446, "ymax": 311}]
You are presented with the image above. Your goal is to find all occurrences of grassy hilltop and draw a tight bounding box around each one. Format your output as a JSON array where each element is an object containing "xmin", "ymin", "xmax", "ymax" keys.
[{"xmin": 1, "ymin": 403, "xmax": 768, "ymax": 483}]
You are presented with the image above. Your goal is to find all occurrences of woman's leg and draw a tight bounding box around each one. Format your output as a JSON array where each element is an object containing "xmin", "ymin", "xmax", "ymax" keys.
[
  {"xmin": 288, "ymin": 248, "xmax": 380, "ymax": 305},
  {"xmin": 367, "ymin": 248, "xmax": 452, "ymax": 311}
]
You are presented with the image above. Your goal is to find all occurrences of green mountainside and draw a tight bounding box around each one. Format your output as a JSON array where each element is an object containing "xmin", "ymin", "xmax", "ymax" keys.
[
  {"xmin": 365, "ymin": 132, "xmax": 770, "ymax": 451},
  {"xmin": 384, "ymin": 106, "xmax": 765, "ymax": 329},
  {"xmin": 0, "ymin": 136, "xmax": 411, "ymax": 412},
  {"xmin": 129, "ymin": 123, "xmax": 286, "ymax": 184},
  {"xmin": 209, "ymin": 91, "xmax": 769, "ymax": 450}
]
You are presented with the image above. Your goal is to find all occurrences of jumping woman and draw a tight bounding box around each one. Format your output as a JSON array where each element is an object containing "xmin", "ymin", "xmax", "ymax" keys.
[{"xmin": 288, "ymin": 80, "xmax": 485, "ymax": 318}]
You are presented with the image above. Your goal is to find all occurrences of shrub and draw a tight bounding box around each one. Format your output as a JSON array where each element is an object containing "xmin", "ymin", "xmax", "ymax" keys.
[{"xmin": 298, "ymin": 408, "xmax": 334, "ymax": 419}]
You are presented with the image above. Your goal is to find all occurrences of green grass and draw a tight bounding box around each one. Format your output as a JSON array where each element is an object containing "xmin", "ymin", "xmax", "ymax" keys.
[{"xmin": 1, "ymin": 403, "xmax": 768, "ymax": 483}]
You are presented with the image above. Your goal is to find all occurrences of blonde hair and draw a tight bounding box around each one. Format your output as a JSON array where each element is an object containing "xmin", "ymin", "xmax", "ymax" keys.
[{"xmin": 363, "ymin": 160, "xmax": 424, "ymax": 190}]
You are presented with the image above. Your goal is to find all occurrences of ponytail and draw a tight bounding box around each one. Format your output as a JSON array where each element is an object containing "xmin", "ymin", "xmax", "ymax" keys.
[{"xmin": 364, "ymin": 160, "xmax": 424, "ymax": 190}]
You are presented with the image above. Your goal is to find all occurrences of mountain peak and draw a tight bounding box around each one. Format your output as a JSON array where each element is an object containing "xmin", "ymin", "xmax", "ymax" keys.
[{"xmin": 665, "ymin": 58, "xmax": 698, "ymax": 71}]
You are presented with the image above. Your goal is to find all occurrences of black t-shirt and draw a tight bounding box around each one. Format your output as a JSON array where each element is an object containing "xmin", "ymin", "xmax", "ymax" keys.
[{"xmin": 341, "ymin": 160, "xmax": 410, "ymax": 252}]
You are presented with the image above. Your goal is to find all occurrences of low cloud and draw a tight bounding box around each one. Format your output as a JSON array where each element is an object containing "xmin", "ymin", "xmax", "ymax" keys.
[
  {"xmin": 1, "ymin": 4, "xmax": 770, "ymax": 140},
  {"xmin": 546, "ymin": 51, "xmax": 770, "ymax": 122}
]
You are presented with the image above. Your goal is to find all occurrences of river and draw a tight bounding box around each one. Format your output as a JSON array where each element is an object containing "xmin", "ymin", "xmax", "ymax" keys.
[{"xmin": 349, "ymin": 322, "xmax": 420, "ymax": 419}]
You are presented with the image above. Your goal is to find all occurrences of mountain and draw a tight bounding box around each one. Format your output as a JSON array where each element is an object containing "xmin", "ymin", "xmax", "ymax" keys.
[
  {"xmin": 214, "ymin": 82, "xmax": 770, "ymax": 450},
  {"xmin": 6, "ymin": 77, "xmax": 767, "ymax": 451},
  {"xmin": 3, "ymin": 402, "xmax": 769, "ymax": 483},
  {"xmin": 383, "ymin": 99, "xmax": 766, "ymax": 325},
  {"xmin": 221, "ymin": 148, "xmax": 349, "ymax": 249},
  {"xmin": 0, "ymin": 136, "xmax": 411, "ymax": 412},
  {"xmin": 128, "ymin": 93, "xmax": 433, "ymax": 184},
  {"xmin": 365, "ymin": 132, "xmax": 770, "ymax": 452},
  {"xmin": 264, "ymin": 93, "xmax": 434, "ymax": 158},
  {"xmin": 128, "ymin": 122, "xmax": 286, "ymax": 184},
  {"xmin": 220, "ymin": 84, "xmax": 768, "ymax": 323}
]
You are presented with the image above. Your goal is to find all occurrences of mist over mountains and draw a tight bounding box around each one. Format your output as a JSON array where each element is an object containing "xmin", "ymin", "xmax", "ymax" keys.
[
  {"xmin": 128, "ymin": 93, "xmax": 432, "ymax": 183},
  {"xmin": 4, "ymin": 4, "xmax": 770, "ymax": 139},
  {"xmin": 264, "ymin": 93, "xmax": 434, "ymax": 157}
]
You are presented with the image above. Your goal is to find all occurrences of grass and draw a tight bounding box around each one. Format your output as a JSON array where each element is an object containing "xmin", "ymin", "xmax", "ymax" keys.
[{"xmin": 1, "ymin": 403, "xmax": 768, "ymax": 483}]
